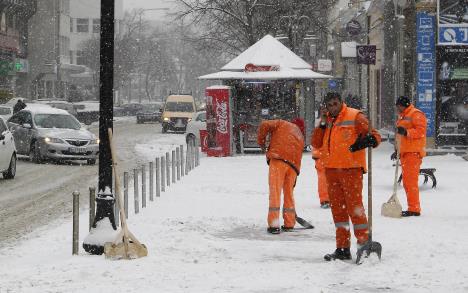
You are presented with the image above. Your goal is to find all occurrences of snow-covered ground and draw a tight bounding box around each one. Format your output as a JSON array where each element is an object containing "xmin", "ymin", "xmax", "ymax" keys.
[{"xmin": 1, "ymin": 138, "xmax": 467, "ymax": 292}]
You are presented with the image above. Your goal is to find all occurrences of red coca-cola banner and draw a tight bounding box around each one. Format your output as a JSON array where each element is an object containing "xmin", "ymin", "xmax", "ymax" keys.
[
  {"xmin": 244, "ymin": 63, "xmax": 280, "ymax": 72},
  {"xmin": 205, "ymin": 86, "xmax": 232, "ymax": 157}
]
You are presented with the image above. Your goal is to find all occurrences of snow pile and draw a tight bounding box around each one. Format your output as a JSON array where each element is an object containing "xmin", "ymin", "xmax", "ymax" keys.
[{"xmin": 0, "ymin": 140, "xmax": 467, "ymax": 292}]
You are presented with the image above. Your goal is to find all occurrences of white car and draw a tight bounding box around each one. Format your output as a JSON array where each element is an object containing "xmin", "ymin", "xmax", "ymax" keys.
[
  {"xmin": 185, "ymin": 111, "xmax": 206, "ymax": 146},
  {"xmin": 0, "ymin": 116, "xmax": 16, "ymax": 179}
]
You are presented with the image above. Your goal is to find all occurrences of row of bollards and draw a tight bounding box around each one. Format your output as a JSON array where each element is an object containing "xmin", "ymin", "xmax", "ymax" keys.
[{"xmin": 72, "ymin": 141, "xmax": 200, "ymax": 255}]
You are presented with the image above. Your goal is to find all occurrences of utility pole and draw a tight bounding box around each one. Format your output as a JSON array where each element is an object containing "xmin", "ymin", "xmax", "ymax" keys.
[{"xmin": 83, "ymin": 0, "xmax": 116, "ymax": 255}]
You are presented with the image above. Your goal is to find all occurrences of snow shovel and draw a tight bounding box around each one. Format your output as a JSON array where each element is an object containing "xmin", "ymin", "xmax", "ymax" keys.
[
  {"xmin": 295, "ymin": 214, "xmax": 314, "ymax": 229},
  {"xmin": 355, "ymin": 101, "xmax": 382, "ymax": 264},
  {"xmin": 381, "ymin": 144, "xmax": 402, "ymax": 218},
  {"xmin": 104, "ymin": 128, "xmax": 148, "ymax": 260}
]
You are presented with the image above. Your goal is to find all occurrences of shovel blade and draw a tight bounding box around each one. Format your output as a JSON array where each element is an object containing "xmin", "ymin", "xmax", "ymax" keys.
[
  {"xmin": 356, "ymin": 240, "xmax": 382, "ymax": 264},
  {"xmin": 381, "ymin": 200, "xmax": 402, "ymax": 218},
  {"xmin": 104, "ymin": 242, "xmax": 148, "ymax": 260}
]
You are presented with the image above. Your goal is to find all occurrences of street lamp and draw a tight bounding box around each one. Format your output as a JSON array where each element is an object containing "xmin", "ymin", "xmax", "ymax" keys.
[{"xmin": 137, "ymin": 8, "xmax": 169, "ymax": 103}]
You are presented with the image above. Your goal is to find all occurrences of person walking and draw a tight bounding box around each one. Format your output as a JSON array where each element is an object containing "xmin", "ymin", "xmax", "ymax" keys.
[
  {"xmin": 312, "ymin": 147, "xmax": 329, "ymax": 209},
  {"xmin": 391, "ymin": 96, "xmax": 427, "ymax": 217},
  {"xmin": 311, "ymin": 92, "xmax": 381, "ymax": 261},
  {"xmin": 13, "ymin": 99, "xmax": 26, "ymax": 114},
  {"xmin": 257, "ymin": 119, "xmax": 305, "ymax": 234}
]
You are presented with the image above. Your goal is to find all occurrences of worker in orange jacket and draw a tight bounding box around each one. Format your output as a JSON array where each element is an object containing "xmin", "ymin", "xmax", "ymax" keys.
[
  {"xmin": 311, "ymin": 92, "xmax": 381, "ymax": 261},
  {"xmin": 312, "ymin": 148, "xmax": 330, "ymax": 208},
  {"xmin": 257, "ymin": 119, "xmax": 304, "ymax": 234},
  {"xmin": 391, "ymin": 96, "xmax": 427, "ymax": 217}
]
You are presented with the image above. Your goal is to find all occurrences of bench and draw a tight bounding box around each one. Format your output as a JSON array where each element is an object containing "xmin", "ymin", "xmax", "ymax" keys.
[{"xmin": 398, "ymin": 168, "xmax": 437, "ymax": 188}]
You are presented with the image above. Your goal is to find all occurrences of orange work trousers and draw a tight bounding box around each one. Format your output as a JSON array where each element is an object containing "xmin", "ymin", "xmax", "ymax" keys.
[
  {"xmin": 315, "ymin": 158, "xmax": 329, "ymax": 204},
  {"xmin": 400, "ymin": 152, "xmax": 422, "ymax": 213},
  {"xmin": 268, "ymin": 159, "xmax": 297, "ymax": 228},
  {"xmin": 325, "ymin": 168, "xmax": 369, "ymax": 248}
]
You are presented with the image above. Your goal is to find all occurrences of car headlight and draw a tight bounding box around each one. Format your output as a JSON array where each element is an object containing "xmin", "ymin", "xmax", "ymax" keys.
[
  {"xmin": 90, "ymin": 138, "xmax": 100, "ymax": 144},
  {"xmin": 163, "ymin": 117, "xmax": 170, "ymax": 121},
  {"xmin": 44, "ymin": 137, "xmax": 64, "ymax": 144},
  {"xmin": 187, "ymin": 118, "xmax": 192, "ymax": 122}
]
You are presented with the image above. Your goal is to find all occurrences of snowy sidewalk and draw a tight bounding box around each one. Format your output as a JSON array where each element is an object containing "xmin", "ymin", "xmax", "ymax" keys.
[{"xmin": 1, "ymin": 142, "xmax": 468, "ymax": 292}]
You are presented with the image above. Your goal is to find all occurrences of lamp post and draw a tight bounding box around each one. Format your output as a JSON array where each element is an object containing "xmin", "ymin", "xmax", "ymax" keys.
[{"xmin": 137, "ymin": 8, "xmax": 169, "ymax": 103}]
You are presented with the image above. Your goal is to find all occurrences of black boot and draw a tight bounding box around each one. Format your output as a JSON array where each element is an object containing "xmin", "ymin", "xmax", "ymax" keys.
[
  {"xmin": 281, "ymin": 225, "xmax": 294, "ymax": 232},
  {"xmin": 324, "ymin": 248, "xmax": 352, "ymax": 261},
  {"xmin": 401, "ymin": 211, "xmax": 420, "ymax": 217},
  {"xmin": 267, "ymin": 227, "xmax": 280, "ymax": 234},
  {"xmin": 320, "ymin": 201, "xmax": 330, "ymax": 209}
]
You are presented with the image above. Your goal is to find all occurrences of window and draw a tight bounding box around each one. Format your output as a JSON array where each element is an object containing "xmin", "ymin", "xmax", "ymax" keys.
[
  {"xmin": 76, "ymin": 51, "xmax": 86, "ymax": 65},
  {"xmin": 34, "ymin": 114, "xmax": 81, "ymax": 130},
  {"xmin": 76, "ymin": 18, "xmax": 89, "ymax": 33},
  {"xmin": 69, "ymin": 50, "xmax": 73, "ymax": 64},
  {"xmin": 165, "ymin": 102, "xmax": 194, "ymax": 112},
  {"xmin": 70, "ymin": 18, "xmax": 73, "ymax": 32},
  {"xmin": 93, "ymin": 19, "xmax": 100, "ymax": 34}
]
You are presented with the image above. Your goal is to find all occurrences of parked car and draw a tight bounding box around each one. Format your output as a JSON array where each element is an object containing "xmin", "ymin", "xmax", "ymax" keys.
[
  {"xmin": 73, "ymin": 101, "xmax": 100, "ymax": 125},
  {"xmin": 34, "ymin": 99, "xmax": 77, "ymax": 116},
  {"xmin": 185, "ymin": 111, "xmax": 206, "ymax": 145},
  {"xmin": 161, "ymin": 95, "xmax": 197, "ymax": 133},
  {"xmin": 7, "ymin": 106, "xmax": 99, "ymax": 164},
  {"xmin": 136, "ymin": 102, "xmax": 164, "ymax": 124},
  {"xmin": 0, "ymin": 116, "xmax": 16, "ymax": 179},
  {"xmin": 120, "ymin": 103, "xmax": 145, "ymax": 116},
  {"xmin": 0, "ymin": 105, "xmax": 13, "ymax": 121}
]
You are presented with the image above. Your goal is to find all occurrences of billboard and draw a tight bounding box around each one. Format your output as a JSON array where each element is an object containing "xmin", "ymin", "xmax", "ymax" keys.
[{"xmin": 438, "ymin": 0, "xmax": 468, "ymax": 45}]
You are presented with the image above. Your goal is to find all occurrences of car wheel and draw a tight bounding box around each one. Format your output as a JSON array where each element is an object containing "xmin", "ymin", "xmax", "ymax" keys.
[
  {"xmin": 29, "ymin": 141, "xmax": 43, "ymax": 163},
  {"xmin": 3, "ymin": 154, "xmax": 16, "ymax": 179},
  {"xmin": 87, "ymin": 159, "xmax": 96, "ymax": 165}
]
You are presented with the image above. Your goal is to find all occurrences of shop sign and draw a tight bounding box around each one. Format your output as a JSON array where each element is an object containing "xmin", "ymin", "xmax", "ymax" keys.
[
  {"xmin": 356, "ymin": 45, "xmax": 376, "ymax": 65},
  {"xmin": 346, "ymin": 19, "xmax": 361, "ymax": 36},
  {"xmin": 438, "ymin": 0, "xmax": 468, "ymax": 45},
  {"xmin": 416, "ymin": 11, "xmax": 436, "ymax": 136},
  {"xmin": 244, "ymin": 63, "xmax": 280, "ymax": 72},
  {"xmin": 317, "ymin": 59, "xmax": 332, "ymax": 72}
]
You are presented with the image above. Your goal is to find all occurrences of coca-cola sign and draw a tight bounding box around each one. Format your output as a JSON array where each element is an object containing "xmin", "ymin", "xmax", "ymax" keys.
[{"xmin": 244, "ymin": 63, "xmax": 280, "ymax": 72}]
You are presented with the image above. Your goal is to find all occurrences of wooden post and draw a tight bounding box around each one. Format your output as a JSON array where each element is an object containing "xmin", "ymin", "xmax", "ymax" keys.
[
  {"xmin": 72, "ymin": 191, "xmax": 80, "ymax": 255},
  {"xmin": 123, "ymin": 172, "xmax": 128, "ymax": 218}
]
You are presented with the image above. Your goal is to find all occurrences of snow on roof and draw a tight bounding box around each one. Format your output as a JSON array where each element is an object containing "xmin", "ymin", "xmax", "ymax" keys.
[
  {"xmin": 221, "ymin": 35, "xmax": 312, "ymax": 71},
  {"xmin": 199, "ymin": 68, "xmax": 332, "ymax": 80},
  {"xmin": 24, "ymin": 104, "xmax": 69, "ymax": 115}
]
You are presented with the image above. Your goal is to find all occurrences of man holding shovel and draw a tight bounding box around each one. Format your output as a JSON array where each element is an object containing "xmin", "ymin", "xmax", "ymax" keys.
[
  {"xmin": 311, "ymin": 92, "xmax": 381, "ymax": 261},
  {"xmin": 392, "ymin": 96, "xmax": 427, "ymax": 217},
  {"xmin": 257, "ymin": 119, "xmax": 304, "ymax": 234}
]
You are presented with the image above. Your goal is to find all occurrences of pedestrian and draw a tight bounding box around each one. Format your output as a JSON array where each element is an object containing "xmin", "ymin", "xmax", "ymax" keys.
[
  {"xmin": 391, "ymin": 96, "xmax": 427, "ymax": 217},
  {"xmin": 312, "ymin": 146, "xmax": 329, "ymax": 208},
  {"xmin": 13, "ymin": 99, "xmax": 26, "ymax": 114},
  {"xmin": 257, "ymin": 119, "xmax": 305, "ymax": 234},
  {"xmin": 311, "ymin": 92, "xmax": 381, "ymax": 261}
]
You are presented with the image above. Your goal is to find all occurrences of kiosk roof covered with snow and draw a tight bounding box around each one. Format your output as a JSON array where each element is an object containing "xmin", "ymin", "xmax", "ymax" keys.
[{"xmin": 199, "ymin": 35, "xmax": 332, "ymax": 80}]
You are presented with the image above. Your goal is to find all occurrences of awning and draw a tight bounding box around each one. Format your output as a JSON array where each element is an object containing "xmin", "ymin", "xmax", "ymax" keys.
[{"xmin": 199, "ymin": 68, "xmax": 332, "ymax": 80}]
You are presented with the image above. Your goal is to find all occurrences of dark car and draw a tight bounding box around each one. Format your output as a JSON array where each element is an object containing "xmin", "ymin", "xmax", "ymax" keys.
[
  {"xmin": 136, "ymin": 102, "xmax": 164, "ymax": 124},
  {"xmin": 120, "ymin": 103, "xmax": 145, "ymax": 116}
]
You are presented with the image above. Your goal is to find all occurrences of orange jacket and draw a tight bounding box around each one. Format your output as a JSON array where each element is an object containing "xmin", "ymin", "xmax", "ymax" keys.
[
  {"xmin": 396, "ymin": 104, "xmax": 427, "ymax": 157},
  {"xmin": 257, "ymin": 120, "xmax": 304, "ymax": 175},
  {"xmin": 311, "ymin": 104, "xmax": 381, "ymax": 172}
]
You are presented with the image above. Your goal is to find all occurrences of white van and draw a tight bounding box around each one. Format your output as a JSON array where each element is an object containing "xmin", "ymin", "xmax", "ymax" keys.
[{"xmin": 161, "ymin": 95, "xmax": 196, "ymax": 133}]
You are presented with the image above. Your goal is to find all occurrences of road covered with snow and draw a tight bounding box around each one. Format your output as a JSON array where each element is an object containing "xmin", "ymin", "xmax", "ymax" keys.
[{"xmin": 0, "ymin": 131, "xmax": 468, "ymax": 292}]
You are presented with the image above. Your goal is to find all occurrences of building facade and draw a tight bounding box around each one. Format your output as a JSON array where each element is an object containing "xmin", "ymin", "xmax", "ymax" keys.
[{"xmin": 0, "ymin": 0, "xmax": 37, "ymax": 103}]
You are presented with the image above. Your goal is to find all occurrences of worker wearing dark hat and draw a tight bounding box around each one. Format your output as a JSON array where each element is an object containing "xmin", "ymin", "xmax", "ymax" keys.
[{"xmin": 392, "ymin": 96, "xmax": 427, "ymax": 217}]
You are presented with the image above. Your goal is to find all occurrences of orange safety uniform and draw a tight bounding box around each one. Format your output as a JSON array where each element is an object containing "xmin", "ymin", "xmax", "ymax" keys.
[
  {"xmin": 312, "ymin": 104, "xmax": 381, "ymax": 248},
  {"xmin": 258, "ymin": 120, "xmax": 304, "ymax": 228},
  {"xmin": 396, "ymin": 104, "xmax": 427, "ymax": 214},
  {"xmin": 312, "ymin": 148, "xmax": 329, "ymax": 205}
]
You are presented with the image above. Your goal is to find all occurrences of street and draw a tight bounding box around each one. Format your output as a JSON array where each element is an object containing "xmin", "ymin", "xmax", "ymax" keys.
[{"xmin": 0, "ymin": 119, "xmax": 179, "ymax": 249}]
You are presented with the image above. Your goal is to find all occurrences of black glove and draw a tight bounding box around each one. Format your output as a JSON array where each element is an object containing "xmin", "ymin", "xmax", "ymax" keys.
[
  {"xmin": 397, "ymin": 126, "xmax": 407, "ymax": 136},
  {"xmin": 390, "ymin": 151, "xmax": 397, "ymax": 160},
  {"xmin": 349, "ymin": 134, "xmax": 378, "ymax": 152}
]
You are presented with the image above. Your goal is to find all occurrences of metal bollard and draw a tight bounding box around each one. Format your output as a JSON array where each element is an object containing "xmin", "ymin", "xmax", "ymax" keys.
[
  {"xmin": 141, "ymin": 165, "xmax": 146, "ymax": 208},
  {"xmin": 72, "ymin": 190, "xmax": 80, "ymax": 255},
  {"xmin": 89, "ymin": 187, "xmax": 96, "ymax": 231},
  {"xmin": 123, "ymin": 172, "xmax": 129, "ymax": 219},
  {"xmin": 195, "ymin": 139, "xmax": 200, "ymax": 167},
  {"xmin": 239, "ymin": 130, "xmax": 245, "ymax": 154},
  {"xmin": 176, "ymin": 147, "xmax": 181, "ymax": 180},
  {"xmin": 166, "ymin": 152, "xmax": 170, "ymax": 186},
  {"xmin": 134, "ymin": 168, "xmax": 139, "ymax": 214},
  {"xmin": 156, "ymin": 157, "xmax": 161, "ymax": 197},
  {"xmin": 114, "ymin": 177, "xmax": 120, "ymax": 227},
  {"xmin": 186, "ymin": 143, "xmax": 191, "ymax": 173},
  {"xmin": 172, "ymin": 150, "xmax": 176, "ymax": 183},
  {"xmin": 180, "ymin": 145, "xmax": 185, "ymax": 176},
  {"xmin": 161, "ymin": 156, "xmax": 166, "ymax": 192},
  {"xmin": 149, "ymin": 161, "xmax": 154, "ymax": 201}
]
